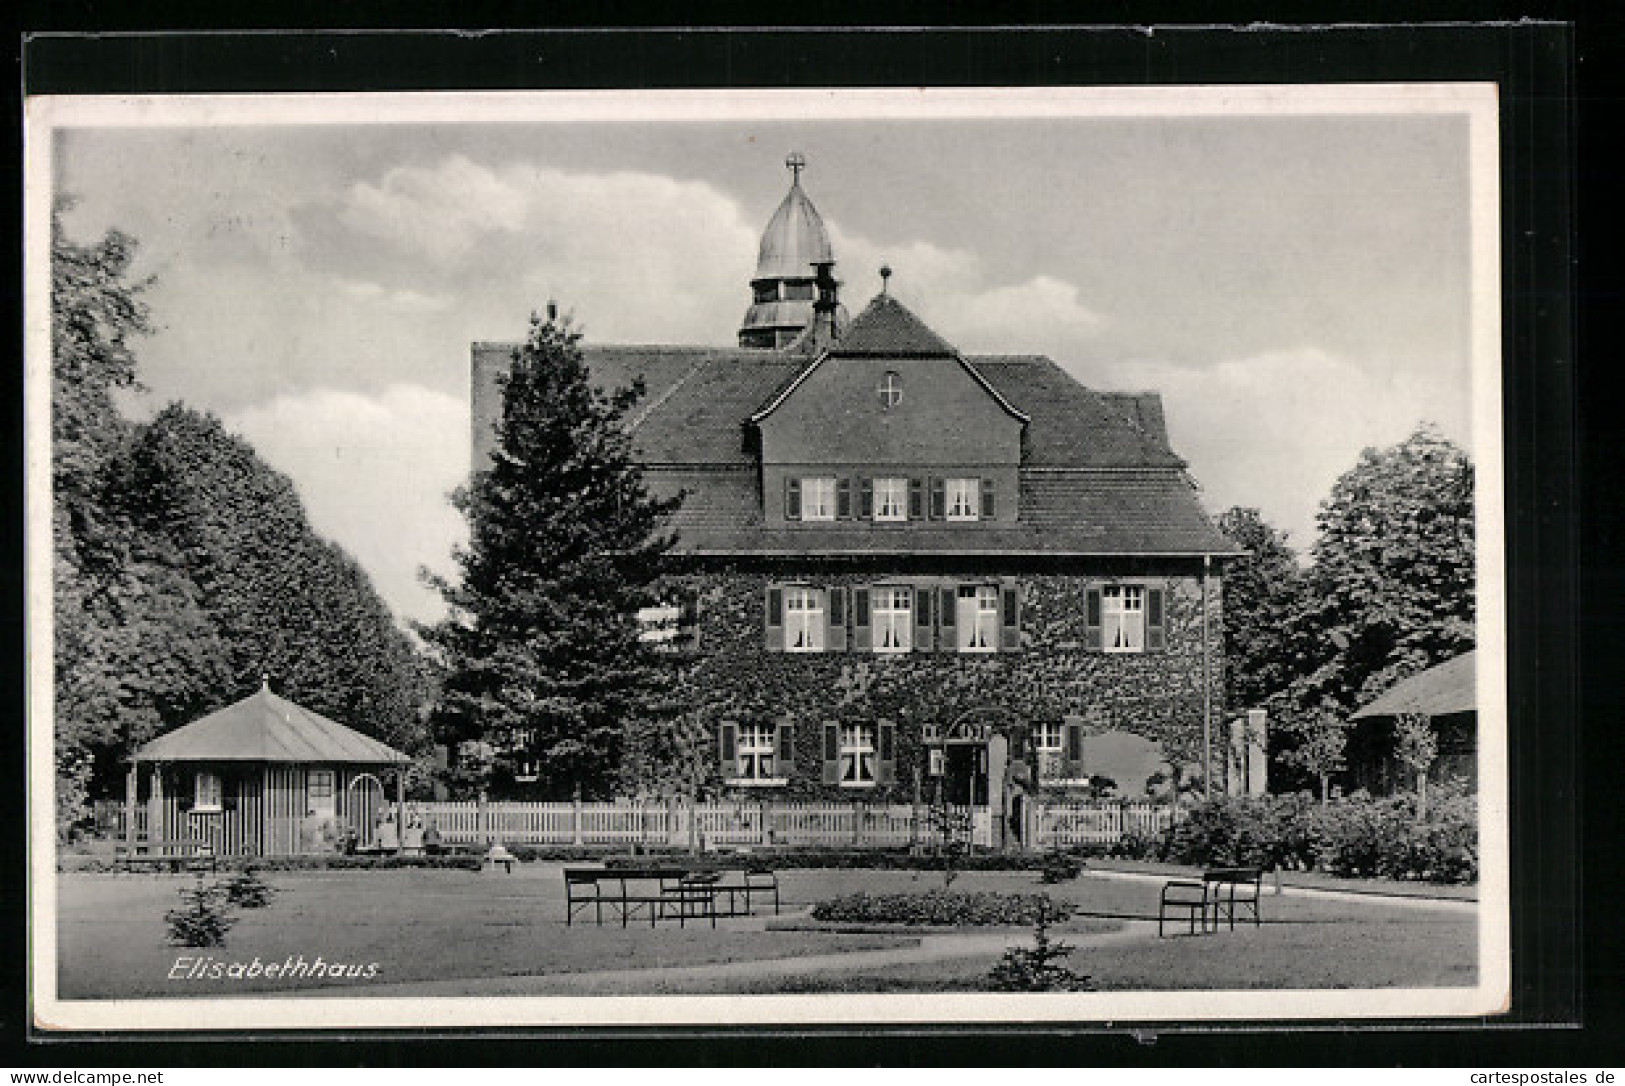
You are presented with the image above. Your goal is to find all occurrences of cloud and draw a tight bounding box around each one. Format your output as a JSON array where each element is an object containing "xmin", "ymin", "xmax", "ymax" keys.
[
  {"xmin": 225, "ymin": 384, "xmax": 469, "ymax": 627},
  {"xmin": 828, "ymin": 228, "xmax": 1104, "ymax": 358},
  {"xmin": 1089, "ymin": 347, "xmax": 1473, "ymax": 555},
  {"xmin": 326, "ymin": 157, "xmax": 760, "ymax": 345}
]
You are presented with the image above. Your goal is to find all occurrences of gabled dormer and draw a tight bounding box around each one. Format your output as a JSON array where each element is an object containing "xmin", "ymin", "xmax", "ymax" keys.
[{"xmin": 750, "ymin": 290, "xmax": 1028, "ymax": 527}]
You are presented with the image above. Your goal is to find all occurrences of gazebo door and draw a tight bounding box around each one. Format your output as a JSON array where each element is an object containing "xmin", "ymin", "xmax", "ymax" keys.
[{"xmin": 345, "ymin": 773, "xmax": 386, "ymax": 849}]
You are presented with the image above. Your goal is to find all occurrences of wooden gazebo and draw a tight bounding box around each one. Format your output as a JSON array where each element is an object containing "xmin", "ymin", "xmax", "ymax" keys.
[
  {"xmin": 1348, "ymin": 650, "xmax": 1477, "ymax": 793},
  {"xmin": 125, "ymin": 681, "xmax": 412, "ymax": 856}
]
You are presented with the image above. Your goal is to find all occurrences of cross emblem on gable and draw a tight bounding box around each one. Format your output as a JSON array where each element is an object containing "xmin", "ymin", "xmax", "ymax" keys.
[{"xmin": 878, "ymin": 371, "xmax": 903, "ymax": 409}]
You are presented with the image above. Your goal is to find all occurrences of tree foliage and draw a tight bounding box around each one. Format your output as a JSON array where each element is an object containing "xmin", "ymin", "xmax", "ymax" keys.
[
  {"xmin": 1270, "ymin": 424, "xmax": 1475, "ymax": 795},
  {"xmin": 1216, "ymin": 506, "xmax": 1304, "ymax": 711},
  {"xmin": 50, "ymin": 210, "xmax": 431, "ymax": 819},
  {"xmin": 1294, "ymin": 423, "xmax": 1475, "ymax": 711},
  {"xmin": 423, "ymin": 311, "xmax": 681, "ymax": 799}
]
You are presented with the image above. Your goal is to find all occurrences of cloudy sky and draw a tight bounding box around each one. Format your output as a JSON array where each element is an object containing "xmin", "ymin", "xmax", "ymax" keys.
[{"xmin": 45, "ymin": 91, "xmax": 1487, "ymax": 627}]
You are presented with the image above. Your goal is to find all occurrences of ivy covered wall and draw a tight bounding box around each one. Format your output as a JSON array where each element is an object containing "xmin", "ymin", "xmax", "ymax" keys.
[{"xmin": 630, "ymin": 558, "xmax": 1226, "ymax": 802}]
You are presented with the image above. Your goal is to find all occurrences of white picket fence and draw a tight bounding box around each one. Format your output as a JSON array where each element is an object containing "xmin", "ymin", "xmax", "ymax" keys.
[{"xmin": 403, "ymin": 799, "xmax": 1170, "ymax": 851}]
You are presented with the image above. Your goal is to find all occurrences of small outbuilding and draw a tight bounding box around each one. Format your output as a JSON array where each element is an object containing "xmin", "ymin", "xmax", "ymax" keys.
[
  {"xmin": 1347, "ymin": 650, "xmax": 1477, "ymax": 794},
  {"xmin": 125, "ymin": 681, "xmax": 413, "ymax": 856}
]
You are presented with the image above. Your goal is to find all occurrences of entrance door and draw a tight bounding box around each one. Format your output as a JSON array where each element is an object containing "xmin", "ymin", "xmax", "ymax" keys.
[
  {"xmin": 943, "ymin": 744, "xmax": 988, "ymax": 806},
  {"xmin": 345, "ymin": 773, "xmax": 386, "ymax": 848}
]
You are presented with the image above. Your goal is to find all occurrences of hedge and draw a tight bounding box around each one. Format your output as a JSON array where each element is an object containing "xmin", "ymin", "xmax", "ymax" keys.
[
  {"xmin": 1113, "ymin": 785, "xmax": 1478, "ymax": 883},
  {"xmin": 61, "ymin": 854, "xmax": 485, "ymax": 874}
]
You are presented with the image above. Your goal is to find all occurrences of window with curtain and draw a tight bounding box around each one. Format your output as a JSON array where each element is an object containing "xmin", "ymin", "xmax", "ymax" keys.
[
  {"xmin": 839, "ymin": 724, "xmax": 877, "ymax": 786},
  {"xmin": 1103, "ymin": 585, "xmax": 1146, "ymax": 651},
  {"xmin": 873, "ymin": 586, "xmax": 913, "ymax": 652},
  {"xmin": 785, "ymin": 586, "xmax": 826, "ymax": 651}
]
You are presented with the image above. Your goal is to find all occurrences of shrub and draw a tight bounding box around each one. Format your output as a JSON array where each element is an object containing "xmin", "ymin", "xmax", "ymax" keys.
[
  {"xmin": 811, "ymin": 890, "xmax": 1073, "ymax": 927},
  {"xmin": 165, "ymin": 877, "xmax": 236, "ymax": 947},
  {"xmin": 987, "ymin": 898, "xmax": 1090, "ymax": 992},
  {"xmin": 1038, "ymin": 850, "xmax": 1084, "ymax": 884},
  {"xmin": 1161, "ymin": 789, "xmax": 1477, "ymax": 884},
  {"xmin": 222, "ymin": 867, "xmax": 276, "ymax": 908}
]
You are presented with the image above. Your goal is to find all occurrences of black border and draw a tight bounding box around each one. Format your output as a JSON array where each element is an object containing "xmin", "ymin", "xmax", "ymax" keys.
[{"xmin": 10, "ymin": 15, "xmax": 1598, "ymax": 1067}]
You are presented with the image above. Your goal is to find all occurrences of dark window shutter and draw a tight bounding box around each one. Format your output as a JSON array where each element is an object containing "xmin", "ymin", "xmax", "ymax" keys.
[
  {"xmin": 1147, "ymin": 587, "xmax": 1167, "ymax": 651},
  {"xmin": 720, "ymin": 722, "xmax": 738, "ymax": 773},
  {"xmin": 1062, "ymin": 715, "xmax": 1086, "ymax": 778},
  {"xmin": 929, "ymin": 477, "xmax": 946, "ymax": 519},
  {"xmin": 766, "ymin": 586, "xmax": 784, "ymax": 651},
  {"xmin": 678, "ymin": 592, "xmax": 699, "ymax": 653},
  {"xmin": 853, "ymin": 588, "xmax": 872, "ymax": 651},
  {"xmin": 981, "ymin": 477, "xmax": 996, "ymax": 519},
  {"xmin": 914, "ymin": 586, "xmax": 933, "ymax": 651},
  {"xmin": 937, "ymin": 586, "xmax": 956, "ymax": 652},
  {"xmin": 785, "ymin": 477, "xmax": 801, "ymax": 521},
  {"xmin": 836, "ymin": 477, "xmax": 852, "ymax": 519},
  {"xmin": 1000, "ymin": 584, "xmax": 1021, "ymax": 651},
  {"xmin": 860, "ymin": 478, "xmax": 874, "ymax": 519},
  {"xmin": 1085, "ymin": 588, "xmax": 1103, "ymax": 651},
  {"xmin": 822, "ymin": 723, "xmax": 841, "ymax": 784},
  {"xmin": 878, "ymin": 721, "xmax": 897, "ymax": 785},
  {"xmin": 908, "ymin": 478, "xmax": 924, "ymax": 520},
  {"xmin": 827, "ymin": 587, "xmax": 848, "ymax": 652},
  {"xmin": 776, "ymin": 720, "xmax": 795, "ymax": 776}
]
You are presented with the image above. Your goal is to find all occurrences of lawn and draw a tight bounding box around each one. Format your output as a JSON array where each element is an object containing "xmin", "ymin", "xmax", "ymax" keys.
[{"xmin": 53, "ymin": 863, "xmax": 1477, "ymax": 998}]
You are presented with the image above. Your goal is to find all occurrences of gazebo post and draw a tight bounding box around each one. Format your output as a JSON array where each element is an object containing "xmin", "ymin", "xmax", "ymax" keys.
[
  {"xmin": 395, "ymin": 767, "xmax": 406, "ymax": 851},
  {"xmin": 150, "ymin": 763, "xmax": 165, "ymax": 843},
  {"xmin": 125, "ymin": 762, "xmax": 137, "ymax": 848}
]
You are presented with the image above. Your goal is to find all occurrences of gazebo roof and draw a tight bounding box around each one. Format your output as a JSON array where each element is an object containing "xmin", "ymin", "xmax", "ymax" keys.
[
  {"xmin": 1352, "ymin": 651, "xmax": 1477, "ymax": 720},
  {"xmin": 131, "ymin": 682, "xmax": 411, "ymax": 765}
]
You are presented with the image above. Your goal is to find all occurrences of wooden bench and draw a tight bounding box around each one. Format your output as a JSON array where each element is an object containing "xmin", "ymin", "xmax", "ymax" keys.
[
  {"xmin": 564, "ymin": 865, "xmax": 784, "ymax": 928},
  {"xmin": 564, "ymin": 867, "xmax": 717, "ymax": 928},
  {"xmin": 114, "ymin": 838, "xmax": 217, "ymax": 874},
  {"xmin": 1159, "ymin": 866, "xmax": 1264, "ymax": 936},
  {"xmin": 709, "ymin": 866, "xmax": 780, "ymax": 916},
  {"xmin": 1204, "ymin": 866, "xmax": 1264, "ymax": 931}
]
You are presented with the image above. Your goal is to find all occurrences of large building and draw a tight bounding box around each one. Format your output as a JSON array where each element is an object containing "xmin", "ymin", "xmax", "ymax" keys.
[{"xmin": 472, "ymin": 156, "xmax": 1239, "ymax": 838}]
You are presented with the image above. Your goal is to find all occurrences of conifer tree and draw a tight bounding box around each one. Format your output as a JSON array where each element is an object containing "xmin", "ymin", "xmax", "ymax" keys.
[{"xmin": 424, "ymin": 310, "xmax": 681, "ymax": 799}]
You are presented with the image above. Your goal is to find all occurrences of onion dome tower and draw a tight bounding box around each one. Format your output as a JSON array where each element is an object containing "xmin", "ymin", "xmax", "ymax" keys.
[{"xmin": 738, "ymin": 152, "xmax": 848, "ymax": 349}]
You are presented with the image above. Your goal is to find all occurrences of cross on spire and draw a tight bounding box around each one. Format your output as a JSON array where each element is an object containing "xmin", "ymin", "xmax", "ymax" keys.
[{"xmin": 785, "ymin": 151, "xmax": 806, "ymax": 182}]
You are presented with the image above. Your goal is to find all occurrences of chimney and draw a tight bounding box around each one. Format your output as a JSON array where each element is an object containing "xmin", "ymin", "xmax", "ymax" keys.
[{"xmin": 808, "ymin": 260, "xmax": 841, "ymax": 351}]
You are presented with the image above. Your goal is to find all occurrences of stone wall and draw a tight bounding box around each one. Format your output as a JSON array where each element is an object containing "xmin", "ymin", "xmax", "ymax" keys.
[{"xmin": 649, "ymin": 558, "xmax": 1225, "ymax": 802}]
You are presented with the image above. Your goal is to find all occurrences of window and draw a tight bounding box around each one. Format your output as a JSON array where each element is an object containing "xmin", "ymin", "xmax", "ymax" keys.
[
  {"xmin": 873, "ymin": 586, "xmax": 913, "ymax": 652},
  {"xmin": 753, "ymin": 283, "xmax": 777, "ymax": 304},
  {"xmin": 784, "ymin": 587, "xmax": 826, "ymax": 652},
  {"xmin": 308, "ymin": 768, "xmax": 335, "ymax": 815},
  {"xmin": 193, "ymin": 769, "xmax": 222, "ymax": 812},
  {"xmin": 945, "ymin": 477, "xmax": 981, "ymax": 520},
  {"xmin": 878, "ymin": 371, "xmax": 903, "ymax": 409},
  {"xmin": 783, "ymin": 280, "xmax": 815, "ymax": 301},
  {"xmin": 636, "ymin": 604, "xmax": 680, "ymax": 646},
  {"xmin": 956, "ymin": 585, "xmax": 1000, "ymax": 652},
  {"xmin": 1103, "ymin": 585, "xmax": 1146, "ymax": 652},
  {"xmin": 1035, "ymin": 721, "xmax": 1066, "ymax": 781},
  {"xmin": 735, "ymin": 724, "xmax": 778, "ymax": 783},
  {"xmin": 873, "ymin": 477, "xmax": 907, "ymax": 521},
  {"xmin": 801, "ymin": 477, "xmax": 837, "ymax": 521},
  {"xmin": 839, "ymin": 724, "xmax": 877, "ymax": 787}
]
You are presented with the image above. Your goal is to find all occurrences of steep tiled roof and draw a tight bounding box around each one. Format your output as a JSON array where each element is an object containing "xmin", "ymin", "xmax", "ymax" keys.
[
  {"xmin": 1352, "ymin": 651, "xmax": 1476, "ymax": 720},
  {"xmin": 133, "ymin": 684, "xmax": 411, "ymax": 764},
  {"xmin": 830, "ymin": 293, "xmax": 958, "ymax": 356},
  {"xmin": 472, "ymin": 308, "xmax": 1230, "ymax": 555},
  {"xmin": 969, "ymin": 356, "xmax": 1183, "ymax": 468}
]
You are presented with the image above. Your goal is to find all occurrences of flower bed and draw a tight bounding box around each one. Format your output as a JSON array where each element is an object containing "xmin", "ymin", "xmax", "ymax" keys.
[{"xmin": 810, "ymin": 890, "xmax": 1074, "ymax": 926}]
